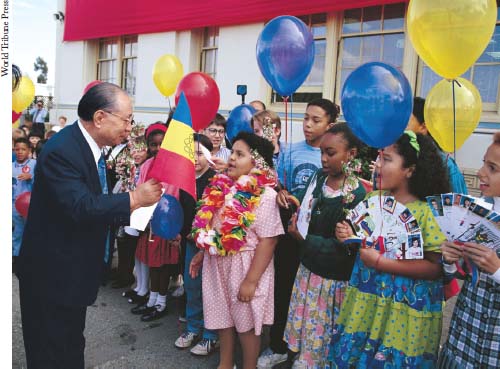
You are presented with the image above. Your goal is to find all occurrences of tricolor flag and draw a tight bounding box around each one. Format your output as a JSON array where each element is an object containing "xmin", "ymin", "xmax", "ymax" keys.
[{"xmin": 147, "ymin": 92, "xmax": 196, "ymax": 198}]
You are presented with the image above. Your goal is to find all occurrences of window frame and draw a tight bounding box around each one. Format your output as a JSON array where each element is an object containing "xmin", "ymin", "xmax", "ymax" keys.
[
  {"xmin": 96, "ymin": 35, "xmax": 138, "ymax": 96},
  {"xmin": 334, "ymin": 4, "xmax": 408, "ymax": 104},
  {"xmin": 200, "ymin": 26, "xmax": 219, "ymax": 79},
  {"xmin": 416, "ymin": 21, "xmax": 500, "ymax": 115}
]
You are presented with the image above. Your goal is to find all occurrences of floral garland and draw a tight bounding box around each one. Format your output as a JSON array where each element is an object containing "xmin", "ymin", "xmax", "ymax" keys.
[
  {"xmin": 106, "ymin": 124, "xmax": 146, "ymax": 192},
  {"xmin": 341, "ymin": 158, "xmax": 362, "ymax": 211},
  {"xmin": 191, "ymin": 168, "xmax": 276, "ymax": 256}
]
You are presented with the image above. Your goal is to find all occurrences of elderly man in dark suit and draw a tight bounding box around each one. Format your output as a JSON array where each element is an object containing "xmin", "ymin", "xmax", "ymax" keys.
[{"xmin": 17, "ymin": 82, "xmax": 162, "ymax": 369}]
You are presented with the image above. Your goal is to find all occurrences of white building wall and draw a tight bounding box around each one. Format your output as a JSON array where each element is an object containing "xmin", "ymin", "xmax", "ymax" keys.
[{"xmin": 216, "ymin": 23, "xmax": 266, "ymax": 111}]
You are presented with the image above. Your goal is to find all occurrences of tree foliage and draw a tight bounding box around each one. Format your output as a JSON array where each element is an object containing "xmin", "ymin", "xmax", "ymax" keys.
[{"xmin": 34, "ymin": 57, "xmax": 48, "ymax": 84}]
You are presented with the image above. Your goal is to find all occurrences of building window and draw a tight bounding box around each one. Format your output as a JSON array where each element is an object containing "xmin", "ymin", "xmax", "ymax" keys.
[
  {"xmin": 272, "ymin": 13, "xmax": 327, "ymax": 104},
  {"xmin": 97, "ymin": 35, "xmax": 138, "ymax": 96},
  {"xmin": 418, "ymin": 9, "xmax": 500, "ymax": 112},
  {"xmin": 336, "ymin": 3, "xmax": 406, "ymax": 101},
  {"xmin": 201, "ymin": 27, "xmax": 219, "ymax": 79}
]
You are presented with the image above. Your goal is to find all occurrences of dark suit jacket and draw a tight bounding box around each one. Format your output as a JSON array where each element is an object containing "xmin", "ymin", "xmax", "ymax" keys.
[{"xmin": 18, "ymin": 123, "xmax": 131, "ymax": 306}]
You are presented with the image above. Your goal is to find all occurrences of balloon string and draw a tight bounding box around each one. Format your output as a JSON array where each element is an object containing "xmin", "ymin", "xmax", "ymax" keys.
[
  {"xmin": 283, "ymin": 96, "xmax": 289, "ymax": 190},
  {"xmin": 378, "ymin": 149, "xmax": 384, "ymax": 246},
  {"xmin": 289, "ymin": 94, "xmax": 294, "ymax": 190},
  {"xmin": 452, "ymin": 80, "xmax": 456, "ymax": 161}
]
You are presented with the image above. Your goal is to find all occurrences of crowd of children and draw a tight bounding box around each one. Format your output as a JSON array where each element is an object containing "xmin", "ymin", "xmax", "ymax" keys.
[{"xmin": 12, "ymin": 96, "xmax": 499, "ymax": 369}]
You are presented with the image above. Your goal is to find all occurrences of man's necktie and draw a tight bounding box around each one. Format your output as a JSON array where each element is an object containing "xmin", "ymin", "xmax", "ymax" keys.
[{"xmin": 98, "ymin": 153, "xmax": 110, "ymax": 263}]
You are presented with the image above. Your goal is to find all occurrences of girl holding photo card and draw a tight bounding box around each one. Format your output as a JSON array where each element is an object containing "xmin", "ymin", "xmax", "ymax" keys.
[
  {"xmin": 330, "ymin": 132, "xmax": 450, "ymax": 368},
  {"xmin": 279, "ymin": 123, "xmax": 366, "ymax": 368},
  {"xmin": 439, "ymin": 132, "xmax": 500, "ymax": 369}
]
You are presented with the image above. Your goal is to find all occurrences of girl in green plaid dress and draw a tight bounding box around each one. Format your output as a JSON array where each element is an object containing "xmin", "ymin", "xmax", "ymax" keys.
[{"xmin": 438, "ymin": 132, "xmax": 500, "ymax": 369}]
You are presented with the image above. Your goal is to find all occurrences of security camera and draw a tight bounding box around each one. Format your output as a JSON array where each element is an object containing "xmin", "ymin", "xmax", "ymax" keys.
[{"xmin": 53, "ymin": 11, "xmax": 64, "ymax": 22}]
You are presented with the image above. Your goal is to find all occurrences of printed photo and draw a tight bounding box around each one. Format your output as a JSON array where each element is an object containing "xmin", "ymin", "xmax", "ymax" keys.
[
  {"xmin": 383, "ymin": 196, "xmax": 396, "ymax": 214},
  {"xmin": 427, "ymin": 196, "xmax": 443, "ymax": 217}
]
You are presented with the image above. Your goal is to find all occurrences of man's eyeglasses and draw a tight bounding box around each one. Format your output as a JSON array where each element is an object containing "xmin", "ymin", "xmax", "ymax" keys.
[
  {"xmin": 206, "ymin": 128, "xmax": 225, "ymax": 136},
  {"xmin": 103, "ymin": 110, "xmax": 135, "ymax": 126}
]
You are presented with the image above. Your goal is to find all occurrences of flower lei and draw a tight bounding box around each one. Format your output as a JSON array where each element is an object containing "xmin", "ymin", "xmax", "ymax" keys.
[
  {"xmin": 341, "ymin": 158, "xmax": 362, "ymax": 212},
  {"xmin": 106, "ymin": 124, "xmax": 146, "ymax": 192},
  {"xmin": 191, "ymin": 168, "xmax": 276, "ymax": 256}
]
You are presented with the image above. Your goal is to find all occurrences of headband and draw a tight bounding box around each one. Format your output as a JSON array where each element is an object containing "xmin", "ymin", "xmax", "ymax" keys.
[
  {"xmin": 145, "ymin": 123, "xmax": 167, "ymax": 138},
  {"xmin": 404, "ymin": 130, "xmax": 420, "ymax": 157}
]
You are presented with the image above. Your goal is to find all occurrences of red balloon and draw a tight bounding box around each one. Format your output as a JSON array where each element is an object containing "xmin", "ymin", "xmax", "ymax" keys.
[
  {"xmin": 15, "ymin": 192, "xmax": 31, "ymax": 219},
  {"xmin": 83, "ymin": 80, "xmax": 102, "ymax": 95},
  {"xmin": 12, "ymin": 110, "xmax": 22, "ymax": 124},
  {"xmin": 174, "ymin": 72, "xmax": 220, "ymax": 131}
]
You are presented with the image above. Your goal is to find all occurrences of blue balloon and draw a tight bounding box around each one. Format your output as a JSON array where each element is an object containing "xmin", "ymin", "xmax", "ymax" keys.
[
  {"xmin": 151, "ymin": 194, "xmax": 184, "ymax": 240},
  {"xmin": 341, "ymin": 62, "xmax": 413, "ymax": 149},
  {"xmin": 256, "ymin": 16, "xmax": 315, "ymax": 97},
  {"xmin": 226, "ymin": 104, "xmax": 256, "ymax": 141}
]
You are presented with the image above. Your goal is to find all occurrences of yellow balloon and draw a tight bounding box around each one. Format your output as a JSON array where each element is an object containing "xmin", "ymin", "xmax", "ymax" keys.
[
  {"xmin": 424, "ymin": 78, "xmax": 482, "ymax": 153},
  {"xmin": 407, "ymin": 0, "xmax": 497, "ymax": 79},
  {"xmin": 152, "ymin": 54, "xmax": 184, "ymax": 97},
  {"xmin": 12, "ymin": 76, "xmax": 35, "ymax": 113}
]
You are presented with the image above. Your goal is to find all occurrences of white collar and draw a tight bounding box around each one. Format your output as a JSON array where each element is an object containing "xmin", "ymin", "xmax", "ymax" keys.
[
  {"xmin": 77, "ymin": 120, "xmax": 102, "ymax": 166},
  {"xmin": 493, "ymin": 197, "xmax": 500, "ymax": 212}
]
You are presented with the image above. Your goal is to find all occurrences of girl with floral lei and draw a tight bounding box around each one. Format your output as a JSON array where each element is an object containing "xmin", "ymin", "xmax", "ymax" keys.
[
  {"xmin": 190, "ymin": 132, "xmax": 284, "ymax": 369},
  {"xmin": 438, "ymin": 132, "xmax": 500, "ymax": 369},
  {"xmin": 330, "ymin": 132, "xmax": 450, "ymax": 369},
  {"xmin": 275, "ymin": 123, "xmax": 366, "ymax": 369}
]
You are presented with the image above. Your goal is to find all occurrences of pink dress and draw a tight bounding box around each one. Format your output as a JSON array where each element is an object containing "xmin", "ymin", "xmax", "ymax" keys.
[
  {"xmin": 202, "ymin": 187, "xmax": 284, "ymax": 335},
  {"xmin": 134, "ymin": 157, "xmax": 180, "ymax": 267}
]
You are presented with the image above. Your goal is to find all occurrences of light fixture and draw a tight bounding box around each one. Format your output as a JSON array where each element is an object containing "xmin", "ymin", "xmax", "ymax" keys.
[{"xmin": 53, "ymin": 11, "xmax": 65, "ymax": 22}]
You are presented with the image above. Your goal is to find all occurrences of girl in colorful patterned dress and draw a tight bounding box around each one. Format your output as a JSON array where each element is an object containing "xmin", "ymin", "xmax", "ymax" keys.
[
  {"xmin": 438, "ymin": 132, "xmax": 500, "ymax": 369},
  {"xmin": 330, "ymin": 132, "xmax": 450, "ymax": 369},
  {"xmin": 276, "ymin": 123, "xmax": 366, "ymax": 369},
  {"xmin": 190, "ymin": 132, "xmax": 284, "ymax": 369}
]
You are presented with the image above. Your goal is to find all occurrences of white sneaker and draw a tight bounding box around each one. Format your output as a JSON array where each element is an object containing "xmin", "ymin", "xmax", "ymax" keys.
[
  {"xmin": 257, "ymin": 348, "xmax": 288, "ymax": 368},
  {"xmin": 190, "ymin": 338, "xmax": 219, "ymax": 356},
  {"xmin": 174, "ymin": 331, "xmax": 198, "ymax": 349}
]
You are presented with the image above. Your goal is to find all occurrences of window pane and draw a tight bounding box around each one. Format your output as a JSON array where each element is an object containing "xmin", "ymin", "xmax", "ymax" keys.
[
  {"xmin": 340, "ymin": 67, "xmax": 355, "ymax": 93},
  {"xmin": 343, "ymin": 8, "xmax": 361, "ymax": 34},
  {"xmin": 420, "ymin": 65, "xmax": 471, "ymax": 97},
  {"xmin": 477, "ymin": 25, "xmax": 500, "ymax": 63},
  {"xmin": 304, "ymin": 39, "xmax": 326, "ymax": 86},
  {"xmin": 99, "ymin": 39, "xmax": 117, "ymax": 59},
  {"xmin": 382, "ymin": 33, "xmax": 405, "ymax": 67},
  {"xmin": 123, "ymin": 59, "xmax": 136, "ymax": 96},
  {"xmin": 202, "ymin": 49, "xmax": 217, "ymax": 77},
  {"xmin": 312, "ymin": 24, "xmax": 327, "ymax": 38},
  {"xmin": 203, "ymin": 27, "xmax": 218, "ymax": 48},
  {"xmin": 98, "ymin": 60, "xmax": 117, "ymax": 84},
  {"xmin": 123, "ymin": 36, "xmax": 138, "ymax": 58},
  {"xmin": 383, "ymin": 3, "xmax": 405, "ymax": 30},
  {"xmin": 362, "ymin": 6, "xmax": 382, "ymax": 32},
  {"xmin": 361, "ymin": 35, "xmax": 381, "ymax": 64},
  {"xmin": 473, "ymin": 65, "xmax": 500, "ymax": 103},
  {"xmin": 342, "ymin": 37, "xmax": 361, "ymax": 68}
]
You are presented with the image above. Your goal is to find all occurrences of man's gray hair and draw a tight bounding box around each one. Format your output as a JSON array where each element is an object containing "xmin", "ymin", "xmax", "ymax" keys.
[{"xmin": 77, "ymin": 82, "xmax": 127, "ymax": 121}]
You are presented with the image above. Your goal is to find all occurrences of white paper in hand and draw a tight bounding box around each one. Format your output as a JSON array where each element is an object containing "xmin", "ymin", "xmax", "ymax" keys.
[{"xmin": 129, "ymin": 188, "xmax": 165, "ymax": 231}]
